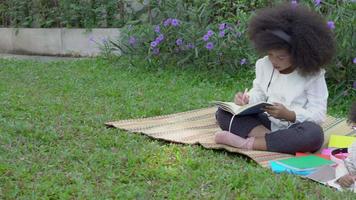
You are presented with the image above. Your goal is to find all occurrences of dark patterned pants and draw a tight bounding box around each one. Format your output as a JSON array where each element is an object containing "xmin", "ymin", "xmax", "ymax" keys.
[{"xmin": 215, "ymin": 108, "xmax": 324, "ymax": 154}]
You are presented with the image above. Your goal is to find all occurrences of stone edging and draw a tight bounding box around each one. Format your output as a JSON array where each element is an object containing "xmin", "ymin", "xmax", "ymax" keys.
[{"xmin": 0, "ymin": 28, "xmax": 121, "ymax": 57}]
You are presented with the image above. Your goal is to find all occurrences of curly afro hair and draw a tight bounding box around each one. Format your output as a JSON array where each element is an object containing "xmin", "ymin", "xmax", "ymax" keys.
[
  {"xmin": 349, "ymin": 101, "xmax": 356, "ymax": 124},
  {"xmin": 248, "ymin": 3, "xmax": 335, "ymax": 76}
]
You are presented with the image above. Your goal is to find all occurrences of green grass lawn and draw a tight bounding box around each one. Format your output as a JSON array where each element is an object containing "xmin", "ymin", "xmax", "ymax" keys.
[{"xmin": 0, "ymin": 57, "xmax": 355, "ymax": 199}]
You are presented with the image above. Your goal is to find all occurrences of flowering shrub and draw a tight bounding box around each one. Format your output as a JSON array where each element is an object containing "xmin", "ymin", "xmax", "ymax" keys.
[
  {"xmin": 111, "ymin": 12, "xmax": 254, "ymax": 71},
  {"xmin": 108, "ymin": 0, "xmax": 355, "ymax": 98},
  {"xmin": 309, "ymin": 0, "xmax": 356, "ymax": 103},
  {"xmin": 0, "ymin": 0, "xmax": 131, "ymax": 28}
]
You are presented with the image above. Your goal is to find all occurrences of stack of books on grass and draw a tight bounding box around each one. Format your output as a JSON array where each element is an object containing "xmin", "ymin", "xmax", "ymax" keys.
[{"xmin": 269, "ymin": 155, "xmax": 336, "ymax": 176}]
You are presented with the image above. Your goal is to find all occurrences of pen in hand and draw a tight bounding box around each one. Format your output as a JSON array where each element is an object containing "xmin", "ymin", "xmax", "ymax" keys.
[
  {"xmin": 242, "ymin": 88, "xmax": 248, "ymax": 104},
  {"xmin": 234, "ymin": 88, "xmax": 249, "ymax": 105}
]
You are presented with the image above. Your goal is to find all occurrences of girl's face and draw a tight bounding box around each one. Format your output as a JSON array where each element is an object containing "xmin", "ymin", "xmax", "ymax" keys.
[{"xmin": 267, "ymin": 49, "xmax": 294, "ymax": 73}]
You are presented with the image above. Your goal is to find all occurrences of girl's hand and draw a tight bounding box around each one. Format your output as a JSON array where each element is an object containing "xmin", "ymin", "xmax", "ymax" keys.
[
  {"xmin": 337, "ymin": 175, "xmax": 355, "ymax": 188},
  {"xmin": 263, "ymin": 103, "xmax": 296, "ymax": 122},
  {"xmin": 234, "ymin": 92, "xmax": 249, "ymax": 106}
]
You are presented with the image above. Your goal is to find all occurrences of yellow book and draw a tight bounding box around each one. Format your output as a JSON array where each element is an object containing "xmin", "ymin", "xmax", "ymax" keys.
[{"xmin": 328, "ymin": 135, "xmax": 356, "ymax": 148}]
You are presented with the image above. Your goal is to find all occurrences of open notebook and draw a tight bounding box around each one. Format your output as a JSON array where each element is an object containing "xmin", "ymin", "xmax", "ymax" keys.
[{"xmin": 213, "ymin": 101, "xmax": 273, "ymax": 116}]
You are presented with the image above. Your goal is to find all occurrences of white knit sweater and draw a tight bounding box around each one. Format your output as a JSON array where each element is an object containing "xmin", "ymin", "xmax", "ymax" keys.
[{"xmin": 248, "ymin": 56, "xmax": 328, "ymax": 131}]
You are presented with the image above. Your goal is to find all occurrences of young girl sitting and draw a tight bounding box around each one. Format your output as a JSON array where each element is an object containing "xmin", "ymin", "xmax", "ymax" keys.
[
  {"xmin": 336, "ymin": 102, "xmax": 356, "ymax": 188},
  {"xmin": 215, "ymin": 3, "xmax": 335, "ymax": 154}
]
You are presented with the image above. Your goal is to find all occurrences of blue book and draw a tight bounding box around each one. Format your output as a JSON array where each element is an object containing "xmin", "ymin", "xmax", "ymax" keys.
[
  {"xmin": 274, "ymin": 155, "xmax": 335, "ymax": 171},
  {"xmin": 269, "ymin": 161, "xmax": 317, "ymax": 176}
]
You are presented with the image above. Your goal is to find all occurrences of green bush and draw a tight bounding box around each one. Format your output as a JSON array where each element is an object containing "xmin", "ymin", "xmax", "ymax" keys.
[
  {"xmin": 0, "ymin": 0, "xmax": 134, "ymax": 28},
  {"xmin": 110, "ymin": 0, "xmax": 263, "ymax": 73},
  {"xmin": 0, "ymin": 0, "xmax": 354, "ymax": 101},
  {"xmin": 310, "ymin": 0, "xmax": 356, "ymax": 104},
  {"xmin": 112, "ymin": 13, "xmax": 254, "ymax": 72},
  {"xmin": 109, "ymin": 0, "xmax": 355, "ymax": 104}
]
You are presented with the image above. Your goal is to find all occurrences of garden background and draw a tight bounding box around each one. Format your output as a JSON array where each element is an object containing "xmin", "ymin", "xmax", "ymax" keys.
[{"xmin": 0, "ymin": 0, "xmax": 355, "ymax": 199}]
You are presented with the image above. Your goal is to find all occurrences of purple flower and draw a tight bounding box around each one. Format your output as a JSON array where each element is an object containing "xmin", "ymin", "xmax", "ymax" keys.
[
  {"xmin": 163, "ymin": 18, "xmax": 172, "ymax": 27},
  {"xmin": 171, "ymin": 19, "xmax": 180, "ymax": 27},
  {"xmin": 353, "ymin": 57, "xmax": 356, "ymax": 64},
  {"xmin": 219, "ymin": 23, "xmax": 227, "ymax": 31},
  {"xmin": 155, "ymin": 34, "xmax": 164, "ymax": 43},
  {"xmin": 176, "ymin": 38, "xmax": 183, "ymax": 46},
  {"xmin": 150, "ymin": 41, "xmax": 158, "ymax": 48},
  {"xmin": 205, "ymin": 42, "xmax": 214, "ymax": 50},
  {"xmin": 314, "ymin": 0, "xmax": 321, "ymax": 6},
  {"xmin": 327, "ymin": 21, "xmax": 335, "ymax": 29},
  {"xmin": 129, "ymin": 36, "xmax": 136, "ymax": 46},
  {"xmin": 101, "ymin": 37, "xmax": 108, "ymax": 43},
  {"xmin": 236, "ymin": 32, "xmax": 242, "ymax": 38},
  {"xmin": 154, "ymin": 25, "xmax": 160, "ymax": 33},
  {"xmin": 152, "ymin": 48, "xmax": 160, "ymax": 55},
  {"xmin": 89, "ymin": 36, "xmax": 95, "ymax": 43},
  {"xmin": 154, "ymin": 39, "xmax": 160, "ymax": 44},
  {"xmin": 353, "ymin": 81, "xmax": 356, "ymax": 89},
  {"xmin": 219, "ymin": 30, "xmax": 225, "ymax": 38},
  {"xmin": 187, "ymin": 43, "xmax": 195, "ymax": 49},
  {"xmin": 240, "ymin": 58, "xmax": 247, "ymax": 65},
  {"xmin": 206, "ymin": 30, "xmax": 214, "ymax": 37},
  {"xmin": 291, "ymin": 0, "xmax": 297, "ymax": 8},
  {"xmin": 203, "ymin": 34, "xmax": 210, "ymax": 41}
]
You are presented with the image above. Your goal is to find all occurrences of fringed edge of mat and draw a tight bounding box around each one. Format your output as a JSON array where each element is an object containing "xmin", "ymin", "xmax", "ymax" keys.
[{"xmin": 105, "ymin": 107, "xmax": 216, "ymax": 126}]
